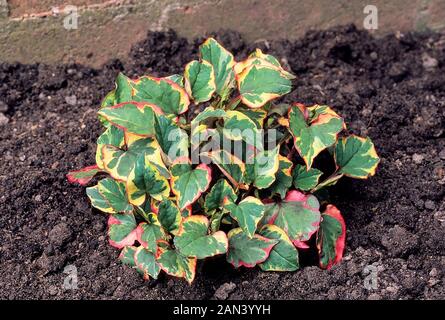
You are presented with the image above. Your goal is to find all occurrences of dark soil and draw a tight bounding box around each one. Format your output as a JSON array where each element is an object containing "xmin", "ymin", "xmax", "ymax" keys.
[{"xmin": 1, "ymin": 25, "xmax": 444, "ymax": 300}]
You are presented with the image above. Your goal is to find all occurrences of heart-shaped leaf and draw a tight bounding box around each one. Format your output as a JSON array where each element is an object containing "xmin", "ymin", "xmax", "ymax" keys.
[
  {"xmin": 184, "ymin": 60, "xmax": 216, "ymax": 103},
  {"xmin": 204, "ymin": 150, "xmax": 246, "ymax": 189},
  {"xmin": 204, "ymin": 179, "xmax": 237, "ymax": 211},
  {"xmin": 235, "ymin": 107, "xmax": 267, "ymax": 128},
  {"xmin": 108, "ymin": 213, "xmax": 138, "ymax": 249},
  {"xmin": 262, "ymin": 190, "xmax": 320, "ymax": 248},
  {"xmin": 154, "ymin": 114, "xmax": 189, "ymax": 163},
  {"xmin": 293, "ymin": 164, "xmax": 323, "ymax": 191},
  {"xmin": 156, "ymin": 245, "xmax": 197, "ymax": 284},
  {"xmin": 134, "ymin": 246, "xmax": 161, "ymax": 280},
  {"xmin": 86, "ymin": 185, "xmax": 115, "ymax": 213},
  {"xmin": 259, "ymin": 224, "xmax": 299, "ymax": 271},
  {"xmin": 245, "ymin": 146, "xmax": 280, "ymax": 189},
  {"xmin": 174, "ymin": 216, "xmax": 228, "ymax": 259},
  {"xmin": 95, "ymin": 125, "xmax": 125, "ymax": 169},
  {"xmin": 170, "ymin": 158, "xmax": 212, "ymax": 210},
  {"xmin": 67, "ymin": 165, "xmax": 101, "ymax": 186},
  {"xmin": 98, "ymin": 102, "xmax": 162, "ymax": 136},
  {"xmin": 226, "ymin": 228, "xmax": 278, "ymax": 268},
  {"xmin": 235, "ymin": 55, "xmax": 294, "ymax": 108},
  {"xmin": 114, "ymin": 73, "xmax": 190, "ymax": 116},
  {"xmin": 157, "ymin": 199, "xmax": 182, "ymax": 235},
  {"xmin": 289, "ymin": 104, "xmax": 345, "ymax": 168},
  {"xmin": 199, "ymin": 38, "xmax": 235, "ymax": 96},
  {"xmin": 224, "ymin": 197, "xmax": 265, "ymax": 238},
  {"xmin": 334, "ymin": 135, "xmax": 380, "ymax": 179},
  {"xmin": 267, "ymin": 155, "xmax": 293, "ymax": 198},
  {"xmin": 98, "ymin": 178, "xmax": 132, "ymax": 212},
  {"xmin": 136, "ymin": 215, "xmax": 167, "ymax": 253},
  {"xmin": 119, "ymin": 246, "xmax": 137, "ymax": 267},
  {"xmin": 126, "ymin": 154, "xmax": 170, "ymax": 205},
  {"xmin": 317, "ymin": 205, "xmax": 346, "ymax": 269},
  {"xmin": 101, "ymin": 137, "xmax": 159, "ymax": 182}
]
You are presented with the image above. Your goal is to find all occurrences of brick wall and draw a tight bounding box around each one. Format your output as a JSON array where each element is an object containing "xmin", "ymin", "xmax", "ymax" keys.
[{"xmin": 0, "ymin": 0, "xmax": 444, "ymax": 67}]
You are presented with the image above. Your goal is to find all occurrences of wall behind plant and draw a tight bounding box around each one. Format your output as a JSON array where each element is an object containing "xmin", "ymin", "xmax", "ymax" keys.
[{"xmin": 1, "ymin": 0, "xmax": 444, "ymax": 67}]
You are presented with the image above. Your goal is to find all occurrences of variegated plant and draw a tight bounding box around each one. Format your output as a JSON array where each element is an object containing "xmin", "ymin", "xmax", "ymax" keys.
[{"xmin": 67, "ymin": 38, "xmax": 380, "ymax": 283}]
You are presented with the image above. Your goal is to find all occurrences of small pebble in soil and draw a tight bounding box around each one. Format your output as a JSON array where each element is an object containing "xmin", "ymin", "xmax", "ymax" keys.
[
  {"xmin": 413, "ymin": 153, "xmax": 425, "ymax": 164},
  {"xmin": 34, "ymin": 194, "xmax": 42, "ymax": 202},
  {"xmin": 49, "ymin": 223, "xmax": 73, "ymax": 248},
  {"xmin": 424, "ymin": 200, "xmax": 436, "ymax": 210},
  {"xmin": 0, "ymin": 101, "xmax": 9, "ymax": 113},
  {"xmin": 388, "ymin": 62, "xmax": 408, "ymax": 81},
  {"xmin": 434, "ymin": 211, "xmax": 445, "ymax": 223},
  {"xmin": 213, "ymin": 282, "xmax": 237, "ymax": 300},
  {"xmin": 65, "ymin": 95, "xmax": 77, "ymax": 106},
  {"xmin": 412, "ymin": 153, "xmax": 424, "ymax": 164},
  {"xmin": 0, "ymin": 113, "xmax": 9, "ymax": 126},
  {"xmin": 48, "ymin": 285, "xmax": 59, "ymax": 296},
  {"xmin": 422, "ymin": 53, "xmax": 438, "ymax": 70},
  {"xmin": 439, "ymin": 149, "xmax": 445, "ymax": 160}
]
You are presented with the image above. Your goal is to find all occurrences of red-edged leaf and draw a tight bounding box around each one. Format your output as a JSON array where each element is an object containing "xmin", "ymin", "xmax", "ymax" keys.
[
  {"xmin": 107, "ymin": 213, "xmax": 138, "ymax": 249},
  {"xmin": 226, "ymin": 228, "xmax": 278, "ymax": 268},
  {"xmin": 317, "ymin": 204, "xmax": 346, "ymax": 269},
  {"xmin": 67, "ymin": 165, "xmax": 101, "ymax": 186},
  {"xmin": 261, "ymin": 190, "xmax": 321, "ymax": 249}
]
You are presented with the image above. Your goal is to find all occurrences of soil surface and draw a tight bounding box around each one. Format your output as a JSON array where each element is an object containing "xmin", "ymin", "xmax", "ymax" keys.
[{"xmin": 1, "ymin": 25, "xmax": 444, "ymax": 300}]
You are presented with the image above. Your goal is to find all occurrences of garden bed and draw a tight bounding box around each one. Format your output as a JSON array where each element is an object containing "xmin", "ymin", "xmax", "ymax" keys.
[{"xmin": 0, "ymin": 25, "xmax": 444, "ymax": 299}]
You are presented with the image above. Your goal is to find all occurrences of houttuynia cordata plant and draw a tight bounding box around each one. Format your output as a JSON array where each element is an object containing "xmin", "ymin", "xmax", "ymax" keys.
[{"xmin": 67, "ymin": 38, "xmax": 380, "ymax": 283}]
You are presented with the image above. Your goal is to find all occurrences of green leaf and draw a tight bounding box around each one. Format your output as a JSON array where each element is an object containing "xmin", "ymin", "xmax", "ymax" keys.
[
  {"xmin": 95, "ymin": 125, "xmax": 125, "ymax": 169},
  {"xmin": 262, "ymin": 190, "xmax": 320, "ymax": 248},
  {"xmin": 107, "ymin": 213, "xmax": 138, "ymax": 249},
  {"xmin": 126, "ymin": 154, "xmax": 170, "ymax": 206},
  {"xmin": 170, "ymin": 159, "xmax": 212, "ymax": 210},
  {"xmin": 223, "ymin": 110, "xmax": 259, "ymax": 145},
  {"xmin": 245, "ymin": 146, "xmax": 280, "ymax": 189},
  {"xmin": 205, "ymin": 150, "xmax": 246, "ymax": 189},
  {"xmin": 259, "ymin": 224, "xmax": 299, "ymax": 272},
  {"xmin": 235, "ymin": 107, "xmax": 267, "ymax": 128},
  {"xmin": 267, "ymin": 155, "xmax": 293, "ymax": 198},
  {"xmin": 174, "ymin": 215, "xmax": 228, "ymax": 259},
  {"xmin": 157, "ymin": 199, "xmax": 182, "ymax": 235},
  {"xmin": 136, "ymin": 216, "xmax": 166, "ymax": 253},
  {"xmin": 157, "ymin": 245, "xmax": 197, "ymax": 284},
  {"xmin": 154, "ymin": 114, "xmax": 189, "ymax": 163},
  {"xmin": 86, "ymin": 185, "xmax": 115, "ymax": 213},
  {"xmin": 134, "ymin": 246, "xmax": 161, "ymax": 280},
  {"xmin": 204, "ymin": 179, "xmax": 237, "ymax": 211},
  {"xmin": 67, "ymin": 165, "xmax": 101, "ymax": 186},
  {"xmin": 113, "ymin": 73, "xmax": 190, "ymax": 116},
  {"xmin": 101, "ymin": 137, "xmax": 159, "ymax": 181},
  {"xmin": 224, "ymin": 197, "xmax": 265, "ymax": 238},
  {"xmin": 199, "ymin": 38, "xmax": 235, "ymax": 95},
  {"xmin": 334, "ymin": 135, "xmax": 380, "ymax": 179},
  {"xmin": 293, "ymin": 164, "xmax": 323, "ymax": 191},
  {"xmin": 98, "ymin": 102, "xmax": 160, "ymax": 136},
  {"xmin": 288, "ymin": 104, "xmax": 345, "ymax": 168},
  {"xmin": 235, "ymin": 56, "xmax": 293, "ymax": 108},
  {"xmin": 192, "ymin": 106, "xmax": 226, "ymax": 126},
  {"xmin": 119, "ymin": 246, "xmax": 137, "ymax": 267},
  {"xmin": 317, "ymin": 205, "xmax": 346, "ymax": 269},
  {"xmin": 97, "ymin": 178, "xmax": 132, "ymax": 212},
  {"xmin": 164, "ymin": 74, "xmax": 184, "ymax": 86},
  {"xmin": 226, "ymin": 228, "xmax": 278, "ymax": 268},
  {"xmin": 248, "ymin": 49, "xmax": 295, "ymax": 79},
  {"xmin": 184, "ymin": 60, "xmax": 216, "ymax": 103}
]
